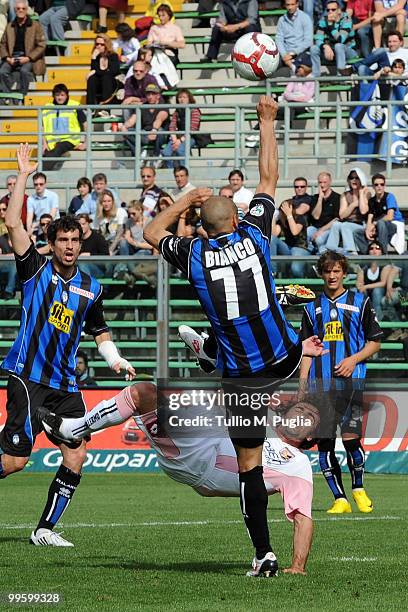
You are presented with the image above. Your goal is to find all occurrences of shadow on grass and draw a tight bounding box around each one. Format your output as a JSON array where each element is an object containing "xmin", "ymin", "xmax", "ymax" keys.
[{"xmin": 55, "ymin": 557, "xmax": 246, "ymax": 573}]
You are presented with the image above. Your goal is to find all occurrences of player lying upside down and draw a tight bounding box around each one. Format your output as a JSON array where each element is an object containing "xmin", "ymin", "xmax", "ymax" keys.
[{"xmin": 38, "ymin": 383, "xmax": 318, "ymax": 576}]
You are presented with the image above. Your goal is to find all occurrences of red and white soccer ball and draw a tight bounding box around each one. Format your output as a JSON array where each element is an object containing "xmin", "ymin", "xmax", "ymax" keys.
[{"xmin": 231, "ymin": 32, "xmax": 280, "ymax": 81}]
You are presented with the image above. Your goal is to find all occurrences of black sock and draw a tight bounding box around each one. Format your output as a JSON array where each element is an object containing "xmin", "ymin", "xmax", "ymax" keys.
[
  {"xmin": 318, "ymin": 439, "xmax": 346, "ymax": 500},
  {"xmin": 203, "ymin": 330, "xmax": 217, "ymax": 359},
  {"xmin": 239, "ymin": 466, "xmax": 271, "ymax": 560},
  {"xmin": 36, "ymin": 465, "xmax": 81, "ymax": 532},
  {"xmin": 343, "ymin": 438, "xmax": 365, "ymax": 489}
]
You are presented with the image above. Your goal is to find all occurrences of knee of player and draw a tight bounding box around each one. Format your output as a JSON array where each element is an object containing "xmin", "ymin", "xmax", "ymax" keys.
[
  {"xmin": 2, "ymin": 455, "xmax": 29, "ymax": 476},
  {"xmin": 129, "ymin": 382, "xmax": 157, "ymax": 415}
]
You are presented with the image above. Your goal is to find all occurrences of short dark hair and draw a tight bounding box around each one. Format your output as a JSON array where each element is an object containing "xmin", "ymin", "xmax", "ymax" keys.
[
  {"xmin": 92, "ymin": 172, "xmax": 107, "ymax": 184},
  {"xmin": 47, "ymin": 215, "xmax": 83, "ymax": 245},
  {"xmin": 76, "ymin": 213, "xmax": 92, "ymax": 224},
  {"xmin": 372, "ymin": 173, "xmax": 386, "ymax": 185},
  {"xmin": 52, "ymin": 83, "xmax": 69, "ymax": 97},
  {"xmin": 317, "ymin": 250, "xmax": 348, "ymax": 275},
  {"xmin": 77, "ymin": 177, "xmax": 92, "ymax": 191},
  {"xmin": 76, "ymin": 349, "xmax": 88, "ymax": 367},
  {"xmin": 176, "ymin": 88, "xmax": 196, "ymax": 104},
  {"xmin": 326, "ymin": 0, "xmax": 340, "ymax": 6},
  {"xmin": 228, "ymin": 169, "xmax": 244, "ymax": 181},
  {"xmin": 39, "ymin": 213, "xmax": 53, "ymax": 222},
  {"xmin": 174, "ymin": 166, "xmax": 189, "ymax": 176},
  {"xmin": 387, "ymin": 30, "xmax": 404, "ymax": 43},
  {"xmin": 293, "ymin": 176, "xmax": 308, "ymax": 185},
  {"xmin": 391, "ymin": 58, "xmax": 405, "ymax": 69},
  {"xmin": 157, "ymin": 3, "xmax": 173, "ymax": 18},
  {"xmin": 115, "ymin": 22, "xmax": 135, "ymax": 41},
  {"xmin": 33, "ymin": 172, "xmax": 46, "ymax": 183},
  {"xmin": 367, "ymin": 240, "xmax": 384, "ymax": 254}
]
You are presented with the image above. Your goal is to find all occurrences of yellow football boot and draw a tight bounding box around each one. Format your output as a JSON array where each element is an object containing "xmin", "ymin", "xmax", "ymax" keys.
[
  {"xmin": 352, "ymin": 489, "xmax": 373, "ymax": 513},
  {"xmin": 327, "ymin": 498, "xmax": 352, "ymax": 514}
]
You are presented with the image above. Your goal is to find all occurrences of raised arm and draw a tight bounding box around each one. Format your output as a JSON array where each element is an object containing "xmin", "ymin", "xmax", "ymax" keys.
[
  {"xmin": 5, "ymin": 144, "xmax": 38, "ymax": 256},
  {"xmin": 255, "ymin": 95, "xmax": 279, "ymax": 198},
  {"xmin": 143, "ymin": 187, "xmax": 212, "ymax": 250}
]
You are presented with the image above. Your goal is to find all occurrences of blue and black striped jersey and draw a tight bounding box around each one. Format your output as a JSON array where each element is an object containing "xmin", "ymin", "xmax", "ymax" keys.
[
  {"xmin": 301, "ymin": 289, "xmax": 382, "ymax": 383},
  {"xmin": 160, "ymin": 193, "xmax": 300, "ymax": 376},
  {"xmin": 2, "ymin": 244, "xmax": 109, "ymax": 392}
]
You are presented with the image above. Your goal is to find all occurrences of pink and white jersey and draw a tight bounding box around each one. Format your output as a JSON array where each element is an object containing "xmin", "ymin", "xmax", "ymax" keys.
[{"xmin": 135, "ymin": 409, "xmax": 313, "ymax": 520}]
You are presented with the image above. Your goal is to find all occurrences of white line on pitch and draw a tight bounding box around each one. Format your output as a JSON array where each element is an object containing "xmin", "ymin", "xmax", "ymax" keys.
[
  {"xmin": 0, "ymin": 515, "xmax": 402, "ymax": 530},
  {"xmin": 330, "ymin": 557, "xmax": 378, "ymax": 562}
]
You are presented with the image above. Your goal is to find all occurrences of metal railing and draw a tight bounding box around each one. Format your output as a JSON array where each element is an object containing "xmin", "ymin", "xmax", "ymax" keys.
[{"xmin": 1, "ymin": 75, "xmax": 408, "ymax": 182}]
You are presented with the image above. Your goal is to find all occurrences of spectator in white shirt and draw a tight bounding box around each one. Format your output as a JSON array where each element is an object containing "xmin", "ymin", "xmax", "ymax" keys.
[
  {"xmin": 228, "ymin": 169, "xmax": 254, "ymax": 214},
  {"xmin": 27, "ymin": 172, "xmax": 59, "ymax": 236},
  {"xmin": 169, "ymin": 166, "xmax": 196, "ymax": 201}
]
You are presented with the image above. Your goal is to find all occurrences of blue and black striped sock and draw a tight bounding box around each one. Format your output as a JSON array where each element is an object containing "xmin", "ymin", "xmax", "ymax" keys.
[
  {"xmin": 35, "ymin": 465, "xmax": 81, "ymax": 532},
  {"xmin": 344, "ymin": 438, "xmax": 365, "ymax": 489}
]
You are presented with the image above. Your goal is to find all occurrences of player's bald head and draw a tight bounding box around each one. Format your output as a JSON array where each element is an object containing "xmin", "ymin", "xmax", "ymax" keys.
[{"xmin": 200, "ymin": 196, "xmax": 238, "ymax": 235}]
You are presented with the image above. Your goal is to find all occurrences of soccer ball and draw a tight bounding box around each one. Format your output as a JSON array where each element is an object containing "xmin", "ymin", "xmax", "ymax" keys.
[{"xmin": 231, "ymin": 32, "xmax": 280, "ymax": 81}]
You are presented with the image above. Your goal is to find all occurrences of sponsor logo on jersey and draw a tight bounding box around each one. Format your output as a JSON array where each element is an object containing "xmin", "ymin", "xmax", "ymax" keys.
[
  {"xmin": 330, "ymin": 308, "xmax": 338, "ymax": 320},
  {"xmin": 337, "ymin": 302, "xmax": 359, "ymax": 313},
  {"xmin": 69, "ymin": 285, "xmax": 95, "ymax": 300},
  {"xmin": 315, "ymin": 307, "xmax": 322, "ymax": 314},
  {"xmin": 324, "ymin": 321, "xmax": 344, "ymax": 342},
  {"xmin": 48, "ymin": 301, "xmax": 74, "ymax": 334},
  {"xmin": 61, "ymin": 290, "xmax": 68, "ymax": 304},
  {"xmin": 51, "ymin": 274, "xmax": 58, "ymax": 285},
  {"xmin": 250, "ymin": 204, "xmax": 264, "ymax": 217},
  {"xmin": 12, "ymin": 434, "xmax": 20, "ymax": 445}
]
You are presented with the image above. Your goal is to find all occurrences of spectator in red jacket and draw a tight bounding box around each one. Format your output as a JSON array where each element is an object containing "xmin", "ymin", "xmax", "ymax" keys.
[
  {"xmin": 346, "ymin": 0, "xmax": 374, "ymax": 56},
  {"xmin": 0, "ymin": 174, "xmax": 27, "ymax": 227}
]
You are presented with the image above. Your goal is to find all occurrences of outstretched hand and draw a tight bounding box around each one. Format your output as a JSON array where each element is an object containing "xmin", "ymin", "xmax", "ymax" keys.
[
  {"xmin": 256, "ymin": 95, "xmax": 279, "ymax": 122},
  {"xmin": 302, "ymin": 335, "xmax": 328, "ymax": 358},
  {"xmin": 16, "ymin": 143, "xmax": 38, "ymax": 176}
]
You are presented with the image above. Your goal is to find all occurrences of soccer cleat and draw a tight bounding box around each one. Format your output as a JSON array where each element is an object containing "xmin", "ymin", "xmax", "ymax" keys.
[
  {"xmin": 30, "ymin": 528, "xmax": 74, "ymax": 547},
  {"xmin": 352, "ymin": 489, "xmax": 373, "ymax": 513},
  {"xmin": 276, "ymin": 284, "xmax": 316, "ymax": 307},
  {"xmin": 178, "ymin": 325, "xmax": 216, "ymax": 373},
  {"xmin": 36, "ymin": 406, "xmax": 78, "ymax": 444},
  {"xmin": 327, "ymin": 498, "xmax": 352, "ymax": 514},
  {"xmin": 246, "ymin": 552, "xmax": 278, "ymax": 577}
]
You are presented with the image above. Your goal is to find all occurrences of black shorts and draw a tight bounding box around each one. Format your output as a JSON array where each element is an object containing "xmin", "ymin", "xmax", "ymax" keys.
[
  {"xmin": 0, "ymin": 374, "xmax": 86, "ymax": 457},
  {"xmin": 223, "ymin": 342, "xmax": 303, "ymax": 449}
]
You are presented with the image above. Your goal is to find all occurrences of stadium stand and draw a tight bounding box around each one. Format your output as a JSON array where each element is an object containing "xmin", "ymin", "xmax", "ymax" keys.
[{"xmin": 0, "ymin": 1, "xmax": 408, "ymax": 386}]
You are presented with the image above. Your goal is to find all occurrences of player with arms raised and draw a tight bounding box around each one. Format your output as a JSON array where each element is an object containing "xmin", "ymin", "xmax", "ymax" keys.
[
  {"xmin": 143, "ymin": 97, "xmax": 326, "ymax": 577},
  {"xmin": 0, "ymin": 144, "xmax": 135, "ymax": 546}
]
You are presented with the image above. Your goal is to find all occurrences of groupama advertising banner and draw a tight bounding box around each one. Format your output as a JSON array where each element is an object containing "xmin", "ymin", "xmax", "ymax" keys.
[{"xmin": 0, "ymin": 389, "xmax": 407, "ymax": 474}]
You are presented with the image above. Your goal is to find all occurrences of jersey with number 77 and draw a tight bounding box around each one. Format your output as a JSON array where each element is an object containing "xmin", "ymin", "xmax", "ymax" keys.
[{"xmin": 159, "ymin": 193, "xmax": 300, "ymax": 376}]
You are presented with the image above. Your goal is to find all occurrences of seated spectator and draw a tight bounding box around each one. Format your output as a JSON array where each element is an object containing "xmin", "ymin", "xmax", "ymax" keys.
[
  {"xmin": 271, "ymin": 199, "xmax": 310, "ymax": 277},
  {"xmin": 291, "ymin": 176, "xmax": 312, "ymax": 215},
  {"xmin": 0, "ymin": 199, "xmax": 7, "ymax": 236},
  {"xmin": 42, "ymin": 83, "xmax": 87, "ymax": 171},
  {"xmin": 169, "ymin": 166, "xmax": 196, "ymax": 201},
  {"xmin": 27, "ymin": 172, "xmax": 59, "ymax": 236},
  {"xmin": 139, "ymin": 166, "xmax": 162, "ymax": 216},
  {"xmin": 0, "ymin": 174, "xmax": 27, "ymax": 226},
  {"xmin": 310, "ymin": 1, "xmax": 357, "ymax": 76},
  {"xmin": 122, "ymin": 82, "xmax": 169, "ymax": 157},
  {"xmin": 356, "ymin": 240, "xmax": 400, "ymax": 319},
  {"xmin": 373, "ymin": 57, "xmax": 408, "ymax": 81},
  {"xmin": 113, "ymin": 22, "xmax": 140, "ymax": 67},
  {"xmin": 371, "ymin": 0, "xmax": 407, "ymax": 49},
  {"xmin": 354, "ymin": 30, "xmax": 408, "ymax": 76},
  {"xmin": 39, "ymin": 0, "xmax": 85, "ymax": 43},
  {"xmin": 34, "ymin": 212, "xmax": 52, "ymax": 253},
  {"xmin": 161, "ymin": 89, "xmax": 201, "ymax": 168},
  {"xmin": 228, "ymin": 169, "xmax": 254, "ymax": 214},
  {"xmin": 358, "ymin": 173, "xmax": 405, "ymax": 254},
  {"xmin": 346, "ymin": 0, "xmax": 375, "ymax": 57},
  {"xmin": 301, "ymin": 0, "xmax": 315, "ymax": 21},
  {"xmin": 96, "ymin": 0, "xmax": 127, "ymax": 34},
  {"xmin": 147, "ymin": 4, "xmax": 185, "ymax": 66},
  {"xmin": 77, "ymin": 212, "xmax": 109, "ymax": 277},
  {"xmin": 68, "ymin": 177, "xmax": 92, "ymax": 214},
  {"xmin": 77, "ymin": 172, "xmax": 121, "ymax": 217},
  {"xmin": 75, "ymin": 350, "xmax": 98, "ymax": 388},
  {"xmin": 146, "ymin": 0, "xmax": 174, "ymax": 24},
  {"xmin": 201, "ymin": 0, "xmax": 261, "ymax": 62},
  {"xmin": 307, "ymin": 171, "xmax": 341, "ymax": 253},
  {"xmin": 282, "ymin": 55, "xmax": 315, "ymax": 105},
  {"xmin": 135, "ymin": 46, "xmax": 179, "ymax": 90},
  {"xmin": 276, "ymin": 0, "xmax": 313, "ymax": 72},
  {"xmin": 0, "ymin": 0, "xmax": 46, "ymax": 98},
  {"xmin": 0, "ymin": 224, "xmax": 17, "ymax": 300},
  {"xmin": 122, "ymin": 60, "xmax": 162, "ymax": 127},
  {"xmin": 94, "ymin": 189, "xmax": 128, "ymax": 255},
  {"xmin": 119, "ymin": 200, "xmax": 153, "ymax": 256},
  {"xmin": 86, "ymin": 34, "xmax": 120, "ymax": 106},
  {"xmin": 326, "ymin": 168, "xmax": 369, "ymax": 254},
  {"xmin": 0, "ymin": 1, "xmax": 8, "ymax": 40}
]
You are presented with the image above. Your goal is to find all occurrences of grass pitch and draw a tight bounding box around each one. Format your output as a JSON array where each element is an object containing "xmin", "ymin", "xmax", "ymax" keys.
[{"xmin": 0, "ymin": 473, "xmax": 406, "ymax": 611}]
